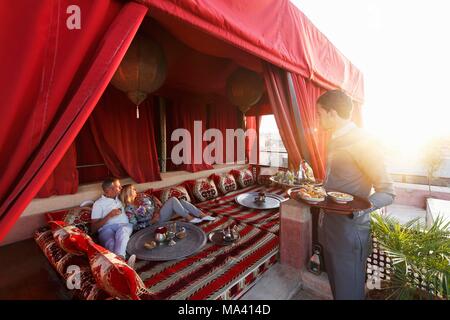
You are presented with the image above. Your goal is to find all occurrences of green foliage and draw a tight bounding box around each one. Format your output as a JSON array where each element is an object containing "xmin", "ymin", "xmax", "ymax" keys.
[{"xmin": 371, "ymin": 212, "xmax": 450, "ymax": 299}]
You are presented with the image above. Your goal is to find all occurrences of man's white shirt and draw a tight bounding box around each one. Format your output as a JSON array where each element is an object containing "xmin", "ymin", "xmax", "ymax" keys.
[
  {"xmin": 331, "ymin": 122, "xmax": 357, "ymax": 141},
  {"xmin": 91, "ymin": 195, "xmax": 129, "ymax": 229}
]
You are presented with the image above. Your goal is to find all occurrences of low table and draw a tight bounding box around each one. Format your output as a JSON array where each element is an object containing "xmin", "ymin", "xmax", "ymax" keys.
[
  {"xmin": 126, "ymin": 221, "xmax": 207, "ymax": 261},
  {"xmin": 235, "ymin": 192, "xmax": 285, "ymax": 209}
]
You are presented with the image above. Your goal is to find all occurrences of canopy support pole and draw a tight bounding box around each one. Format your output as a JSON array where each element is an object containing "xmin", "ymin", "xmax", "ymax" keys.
[{"xmin": 159, "ymin": 96, "xmax": 167, "ymax": 172}]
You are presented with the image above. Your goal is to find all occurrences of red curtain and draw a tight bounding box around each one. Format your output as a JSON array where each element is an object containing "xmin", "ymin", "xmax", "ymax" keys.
[
  {"xmin": 0, "ymin": 1, "xmax": 148, "ymax": 241},
  {"xmin": 207, "ymin": 98, "xmax": 240, "ymax": 164},
  {"xmin": 76, "ymin": 123, "xmax": 111, "ymax": 184},
  {"xmin": 263, "ymin": 64, "xmax": 304, "ymax": 170},
  {"xmin": 89, "ymin": 87, "xmax": 161, "ymax": 183},
  {"xmin": 289, "ymin": 74, "xmax": 327, "ymax": 179},
  {"xmin": 167, "ymin": 96, "xmax": 214, "ymax": 172},
  {"xmin": 245, "ymin": 116, "xmax": 260, "ymax": 164},
  {"xmin": 37, "ymin": 144, "xmax": 79, "ymax": 197}
]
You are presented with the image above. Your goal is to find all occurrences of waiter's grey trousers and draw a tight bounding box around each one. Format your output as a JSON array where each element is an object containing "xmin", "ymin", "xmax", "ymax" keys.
[{"xmin": 318, "ymin": 210, "xmax": 372, "ymax": 300}]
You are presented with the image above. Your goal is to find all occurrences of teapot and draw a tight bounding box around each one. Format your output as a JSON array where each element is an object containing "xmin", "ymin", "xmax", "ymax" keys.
[
  {"xmin": 255, "ymin": 191, "xmax": 266, "ymax": 203},
  {"xmin": 154, "ymin": 226, "xmax": 167, "ymax": 243}
]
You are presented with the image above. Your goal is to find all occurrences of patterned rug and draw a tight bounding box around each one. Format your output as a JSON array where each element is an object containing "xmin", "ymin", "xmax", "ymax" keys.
[{"xmin": 197, "ymin": 184, "xmax": 286, "ymax": 235}]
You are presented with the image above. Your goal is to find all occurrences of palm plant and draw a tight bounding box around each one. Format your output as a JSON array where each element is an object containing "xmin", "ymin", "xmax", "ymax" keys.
[{"xmin": 371, "ymin": 212, "xmax": 450, "ymax": 299}]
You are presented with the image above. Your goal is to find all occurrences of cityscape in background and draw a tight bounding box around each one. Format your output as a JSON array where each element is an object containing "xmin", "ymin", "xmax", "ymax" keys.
[{"xmin": 259, "ymin": 115, "xmax": 450, "ymax": 187}]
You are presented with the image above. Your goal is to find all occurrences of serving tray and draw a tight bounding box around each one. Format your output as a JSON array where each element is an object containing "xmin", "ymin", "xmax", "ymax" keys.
[
  {"xmin": 208, "ymin": 229, "xmax": 241, "ymax": 246},
  {"xmin": 287, "ymin": 187, "xmax": 372, "ymax": 216},
  {"xmin": 127, "ymin": 221, "xmax": 207, "ymax": 261},
  {"xmin": 235, "ymin": 192, "xmax": 285, "ymax": 209}
]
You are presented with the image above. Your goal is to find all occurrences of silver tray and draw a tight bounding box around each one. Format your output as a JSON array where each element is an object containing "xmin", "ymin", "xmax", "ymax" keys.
[
  {"xmin": 235, "ymin": 192, "xmax": 284, "ymax": 209},
  {"xmin": 208, "ymin": 229, "xmax": 241, "ymax": 246},
  {"xmin": 126, "ymin": 221, "xmax": 206, "ymax": 261}
]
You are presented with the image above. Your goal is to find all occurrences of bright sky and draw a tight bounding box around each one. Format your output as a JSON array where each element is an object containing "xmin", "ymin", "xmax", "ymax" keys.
[{"xmin": 290, "ymin": 0, "xmax": 450, "ymax": 154}]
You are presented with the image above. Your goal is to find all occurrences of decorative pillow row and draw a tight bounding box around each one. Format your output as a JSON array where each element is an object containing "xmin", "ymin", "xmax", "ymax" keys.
[{"xmin": 49, "ymin": 220, "xmax": 152, "ymax": 300}]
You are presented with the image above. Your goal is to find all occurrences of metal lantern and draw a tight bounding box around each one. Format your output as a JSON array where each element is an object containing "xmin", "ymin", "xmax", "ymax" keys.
[
  {"xmin": 111, "ymin": 34, "xmax": 167, "ymax": 118},
  {"xmin": 226, "ymin": 68, "xmax": 264, "ymax": 113}
]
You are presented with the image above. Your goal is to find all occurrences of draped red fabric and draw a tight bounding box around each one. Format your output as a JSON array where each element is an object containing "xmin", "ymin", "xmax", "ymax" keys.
[
  {"xmin": 245, "ymin": 116, "xmax": 260, "ymax": 164},
  {"xmin": 263, "ymin": 65, "xmax": 304, "ymax": 170},
  {"xmin": 207, "ymin": 98, "xmax": 240, "ymax": 164},
  {"xmin": 37, "ymin": 144, "xmax": 79, "ymax": 197},
  {"xmin": 89, "ymin": 87, "xmax": 161, "ymax": 183},
  {"xmin": 76, "ymin": 124, "xmax": 111, "ymax": 184},
  {"xmin": 289, "ymin": 74, "xmax": 327, "ymax": 180},
  {"xmin": 167, "ymin": 96, "xmax": 214, "ymax": 172},
  {"xmin": 0, "ymin": 0, "xmax": 120, "ymax": 203},
  {"xmin": 142, "ymin": 0, "xmax": 364, "ymax": 102},
  {"xmin": 0, "ymin": 1, "xmax": 148, "ymax": 241}
]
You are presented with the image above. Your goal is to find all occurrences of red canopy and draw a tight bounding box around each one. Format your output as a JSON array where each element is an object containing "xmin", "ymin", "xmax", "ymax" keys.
[
  {"xmin": 142, "ymin": 0, "xmax": 364, "ymax": 102},
  {"xmin": 0, "ymin": 0, "xmax": 364, "ymax": 242}
]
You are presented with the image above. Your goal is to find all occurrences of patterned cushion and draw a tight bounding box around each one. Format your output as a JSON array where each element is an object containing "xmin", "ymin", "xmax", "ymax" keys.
[
  {"xmin": 211, "ymin": 173, "xmax": 237, "ymax": 195},
  {"xmin": 34, "ymin": 228, "xmax": 111, "ymax": 300},
  {"xmin": 86, "ymin": 241, "xmax": 152, "ymax": 300},
  {"xmin": 45, "ymin": 207, "xmax": 92, "ymax": 234},
  {"xmin": 192, "ymin": 178, "xmax": 218, "ymax": 202},
  {"xmin": 157, "ymin": 186, "xmax": 191, "ymax": 204},
  {"xmin": 257, "ymin": 175, "xmax": 273, "ymax": 186},
  {"xmin": 49, "ymin": 220, "xmax": 92, "ymax": 255},
  {"xmin": 230, "ymin": 169, "xmax": 255, "ymax": 188}
]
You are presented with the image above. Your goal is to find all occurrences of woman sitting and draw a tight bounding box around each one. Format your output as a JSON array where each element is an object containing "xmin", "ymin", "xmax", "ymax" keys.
[{"xmin": 119, "ymin": 184, "xmax": 215, "ymax": 231}]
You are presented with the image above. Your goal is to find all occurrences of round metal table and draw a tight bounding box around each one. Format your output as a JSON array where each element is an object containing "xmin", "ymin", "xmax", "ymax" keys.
[
  {"xmin": 235, "ymin": 192, "xmax": 285, "ymax": 209},
  {"xmin": 126, "ymin": 221, "xmax": 207, "ymax": 261}
]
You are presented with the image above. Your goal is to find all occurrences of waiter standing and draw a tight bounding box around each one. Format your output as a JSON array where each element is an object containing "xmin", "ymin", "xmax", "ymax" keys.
[{"xmin": 315, "ymin": 90, "xmax": 396, "ymax": 300}]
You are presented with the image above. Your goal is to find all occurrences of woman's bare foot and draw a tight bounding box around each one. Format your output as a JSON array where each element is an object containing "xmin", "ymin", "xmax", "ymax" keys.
[
  {"xmin": 199, "ymin": 211, "xmax": 216, "ymax": 221},
  {"xmin": 187, "ymin": 215, "xmax": 202, "ymax": 224}
]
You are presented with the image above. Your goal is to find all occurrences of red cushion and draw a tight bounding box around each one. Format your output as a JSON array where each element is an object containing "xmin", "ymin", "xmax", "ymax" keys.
[
  {"xmin": 192, "ymin": 178, "xmax": 218, "ymax": 202},
  {"xmin": 86, "ymin": 241, "xmax": 152, "ymax": 300},
  {"xmin": 49, "ymin": 221, "xmax": 92, "ymax": 255},
  {"xmin": 45, "ymin": 207, "xmax": 92, "ymax": 225},
  {"xmin": 230, "ymin": 169, "xmax": 254, "ymax": 188},
  {"xmin": 210, "ymin": 173, "xmax": 237, "ymax": 195},
  {"xmin": 154, "ymin": 185, "xmax": 191, "ymax": 204}
]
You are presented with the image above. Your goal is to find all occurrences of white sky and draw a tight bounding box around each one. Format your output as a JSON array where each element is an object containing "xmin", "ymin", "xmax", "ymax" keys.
[{"xmin": 290, "ymin": 0, "xmax": 450, "ymax": 153}]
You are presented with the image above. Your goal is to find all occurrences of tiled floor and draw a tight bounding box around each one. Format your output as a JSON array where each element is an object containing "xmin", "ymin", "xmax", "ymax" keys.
[
  {"xmin": 240, "ymin": 263, "xmax": 327, "ymax": 300},
  {"xmin": 240, "ymin": 263, "xmax": 302, "ymax": 300},
  {"xmin": 384, "ymin": 204, "xmax": 426, "ymax": 225}
]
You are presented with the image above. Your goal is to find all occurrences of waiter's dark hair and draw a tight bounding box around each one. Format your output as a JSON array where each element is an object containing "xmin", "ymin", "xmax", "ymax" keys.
[
  {"xmin": 102, "ymin": 177, "xmax": 119, "ymax": 191},
  {"xmin": 317, "ymin": 90, "xmax": 353, "ymax": 119}
]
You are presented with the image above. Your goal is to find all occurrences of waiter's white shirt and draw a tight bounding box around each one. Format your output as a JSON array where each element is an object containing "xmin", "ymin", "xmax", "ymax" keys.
[
  {"xmin": 91, "ymin": 195, "xmax": 129, "ymax": 229},
  {"xmin": 331, "ymin": 122, "xmax": 357, "ymax": 140}
]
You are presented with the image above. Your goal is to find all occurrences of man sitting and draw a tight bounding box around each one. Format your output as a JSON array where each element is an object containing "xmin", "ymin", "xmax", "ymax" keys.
[{"xmin": 91, "ymin": 177, "xmax": 135, "ymax": 266}]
